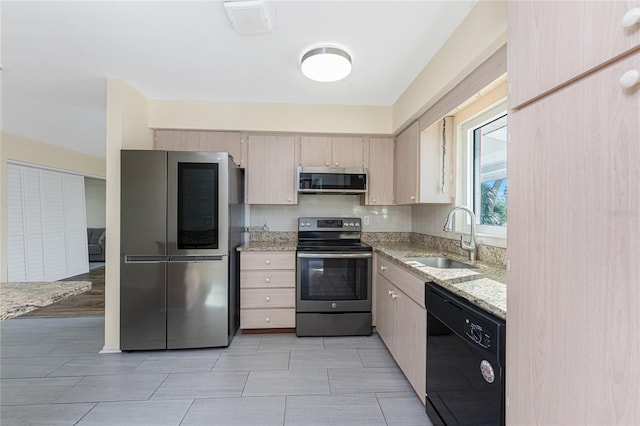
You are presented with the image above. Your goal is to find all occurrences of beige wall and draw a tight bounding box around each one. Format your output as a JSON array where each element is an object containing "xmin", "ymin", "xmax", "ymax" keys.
[
  {"xmin": 85, "ymin": 177, "xmax": 107, "ymax": 228},
  {"xmin": 102, "ymin": 79, "xmax": 153, "ymax": 352},
  {"xmin": 412, "ymin": 79, "xmax": 508, "ymax": 247},
  {"xmin": 392, "ymin": 0, "xmax": 507, "ymax": 133},
  {"xmin": 150, "ymin": 101, "xmax": 392, "ymax": 135},
  {"xmin": 0, "ymin": 132, "xmax": 106, "ymax": 282}
]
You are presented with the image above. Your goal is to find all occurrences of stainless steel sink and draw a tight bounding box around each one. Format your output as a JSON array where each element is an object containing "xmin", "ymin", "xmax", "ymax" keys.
[{"xmin": 408, "ymin": 256, "xmax": 476, "ymax": 269}]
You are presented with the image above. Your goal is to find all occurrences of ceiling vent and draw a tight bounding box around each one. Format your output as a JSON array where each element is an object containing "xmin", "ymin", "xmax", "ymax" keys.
[{"xmin": 223, "ymin": 0, "xmax": 273, "ymax": 35}]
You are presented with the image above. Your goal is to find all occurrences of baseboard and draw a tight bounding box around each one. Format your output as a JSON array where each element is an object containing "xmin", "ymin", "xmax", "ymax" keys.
[{"xmin": 99, "ymin": 345, "xmax": 122, "ymax": 354}]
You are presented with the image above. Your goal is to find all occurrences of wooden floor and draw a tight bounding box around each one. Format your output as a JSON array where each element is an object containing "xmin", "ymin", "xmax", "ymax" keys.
[{"xmin": 20, "ymin": 266, "xmax": 105, "ymax": 318}]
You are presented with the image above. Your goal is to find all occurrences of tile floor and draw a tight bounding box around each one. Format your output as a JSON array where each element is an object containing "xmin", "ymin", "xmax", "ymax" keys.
[{"xmin": 0, "ymin": 317, "xmax": 432, "ymax": 425}]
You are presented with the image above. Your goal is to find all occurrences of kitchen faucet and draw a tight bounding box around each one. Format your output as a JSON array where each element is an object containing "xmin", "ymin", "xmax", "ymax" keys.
[{"xmin": 443, "ymin": 206, "xmax": 477, "ymax": 261}]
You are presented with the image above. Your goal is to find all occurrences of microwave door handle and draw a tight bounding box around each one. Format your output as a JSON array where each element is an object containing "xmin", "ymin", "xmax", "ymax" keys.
[{"xmin": 296, "ymin": 253, "xmax": 372, "ymax": 259}]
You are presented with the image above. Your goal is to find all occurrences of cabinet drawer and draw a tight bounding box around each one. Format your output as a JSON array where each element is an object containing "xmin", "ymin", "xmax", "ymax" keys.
[
  {"xmin": 241, "ymin": 288, "xmax": 295, "ymax": 309},
  {"xmin": 241, "ymin": 270, "xmax": 295, "ymax": 288},
  {"xmin": 377, "ymin": 256, "xmax": 425, "ymax": 307},
  {"xmin": 240, "ymin": 308, "xmax": 295, "ymax": 328},
  {"xmin": 241, "ymin": 252, "xmax": 295, "ymax": 270}
]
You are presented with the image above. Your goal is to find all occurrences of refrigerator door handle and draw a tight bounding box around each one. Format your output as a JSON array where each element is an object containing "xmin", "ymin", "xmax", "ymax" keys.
[
  {"xmin": 168, "ymin": 255, "xmax": 226, "ymax": 262},
  {"xmin": 125, "ymin": 256, "xmax": 167, "ymax": 263}
]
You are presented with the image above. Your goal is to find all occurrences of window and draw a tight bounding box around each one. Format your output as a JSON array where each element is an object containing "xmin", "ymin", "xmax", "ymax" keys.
[
  {"xmin": 473, "ymin": 114, "xmax": 507, "ymax": 227},
  {"xmin": 458, "ymin": 101, "xmax": 507, "ymax": 238}
]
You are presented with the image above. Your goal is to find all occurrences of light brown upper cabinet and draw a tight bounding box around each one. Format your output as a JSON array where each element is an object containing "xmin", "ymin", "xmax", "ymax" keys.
[
  {"xmin": 154, "ymin": 130, "xmax": 245, "ymax": 167},
  {"xmin": 366, "ymin": 137, "xmax": 394, "ymax": 205},
  {"xmin": 394, "ymin": 122, "xmax": 420, "ymax": 205},
  {"xmin": 300, "ymin": 136, "xmax": 366, "ymax": 168},
  {"xmin": 246, "ymin": 134, "xmax": 297, "ymax": 205},
  {"xmin": 394, "ymin": 117, "xmax": 454, "ymax": 205},
  {"xmin": 509, "ymin": 0, "xmax": 640, "ymax": 108}
]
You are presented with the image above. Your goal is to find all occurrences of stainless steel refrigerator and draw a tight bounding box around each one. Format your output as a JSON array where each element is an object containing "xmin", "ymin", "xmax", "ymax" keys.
[{"xmin": 120, "ymin": 150, "xmax": 244, "ymax": 350}]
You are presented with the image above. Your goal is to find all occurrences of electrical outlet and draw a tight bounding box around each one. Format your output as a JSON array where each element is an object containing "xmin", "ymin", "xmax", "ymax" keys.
[{"xmin": 363, "ymin": 216, "xmax": 370, "ymax": 226}]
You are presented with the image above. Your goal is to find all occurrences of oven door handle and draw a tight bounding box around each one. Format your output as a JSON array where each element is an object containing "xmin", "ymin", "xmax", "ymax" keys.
[{"xmin": 297, "ymin": 252, "xmax": 373, "ymax": 259}]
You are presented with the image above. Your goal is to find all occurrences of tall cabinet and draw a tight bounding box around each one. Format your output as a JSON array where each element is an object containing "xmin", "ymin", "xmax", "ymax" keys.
[{"xmin": 507, "ymin": 2, "xmax": 640, "ymax": 424}]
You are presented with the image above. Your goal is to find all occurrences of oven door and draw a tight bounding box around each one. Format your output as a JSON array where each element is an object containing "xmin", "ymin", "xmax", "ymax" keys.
[{"xmin": 296, "ymin": 252, "xmax": 372, "ymax": 312}]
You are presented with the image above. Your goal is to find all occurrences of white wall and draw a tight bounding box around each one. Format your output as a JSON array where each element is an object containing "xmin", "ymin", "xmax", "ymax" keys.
[
  {"xmin": 85, "ymin": 177, "xmax": 106, "ymax": 228},
  {"xmin": 251, "ymin": 195, "xmax": 411, "ymax": 233}
]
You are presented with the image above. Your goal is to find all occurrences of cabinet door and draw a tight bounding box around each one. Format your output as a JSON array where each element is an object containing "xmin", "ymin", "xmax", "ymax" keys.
[
  {"xmin": 367, "ymin": 138, "xmax": 394, "ymax": 205},
  {"xmin": 395, "ymin": 290, "xmax": 426, "ymax": 404},
  {"xmin": 509, "ymin": 0, "xmax": 640, "ymax": 107},
  {"xmin": 394, "ymin": 122, "xmax": 419, "ymax": 204},
  {"xmin": 375, "ymin": 274, "xmax": 396, "ymax": 352},
  {"xmin": 154, "ymin": 130, "xmax": 244, "ymax": 167},
  {"xmin": 507, "ymin": 52, "xmax": 640, "ymax": 425},
  {"xmin": 332, "ymin": 137, "xmax": 364, "ymax": 168},
  {"xmin": 418, "ymin": 117, "xmax": 454, "ymax": 204},
  {"xmin": 246, "ymin": 135, "xmax": 297, "ymax": 204},
  {"xmin": 300, "ymin": 136, "xmax": 332, "ymax": 167}
]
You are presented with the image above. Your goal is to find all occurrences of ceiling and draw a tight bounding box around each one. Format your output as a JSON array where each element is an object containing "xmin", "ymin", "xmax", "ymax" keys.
[{"xmin": 2, "ymin": 1, "xmax": 478, "ymax": 159}]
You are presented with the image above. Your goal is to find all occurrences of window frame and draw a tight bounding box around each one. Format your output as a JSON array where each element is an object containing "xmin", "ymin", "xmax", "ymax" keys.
[{"xmin": 456, "ymin": 100, "xmax": 508, "ymax": 241}]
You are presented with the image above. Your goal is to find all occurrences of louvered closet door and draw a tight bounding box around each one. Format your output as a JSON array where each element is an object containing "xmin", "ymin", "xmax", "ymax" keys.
[
  {"xmin": 7, "ymin": 165, "xmax": 27, "ymax": 281},
  {"xmin": 41, "ymin": 170, "xmax": 68, "ymax": 281},
  {"xmin": 63, "ymin": 174, "xmax": 89, "ymax": 277},
  {"xmin": 7, "ymin": 163, "xmax": 89, "ymax": 282},
  {"xmin": 22, "ymin": 168, "xmax": 45, "ymax": 281}
]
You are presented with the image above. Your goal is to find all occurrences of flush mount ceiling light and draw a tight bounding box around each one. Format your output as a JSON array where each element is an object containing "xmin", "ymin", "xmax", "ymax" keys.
[{"xmin": 301, "ymin": 47, "xmax": 352, "ymax": 83}]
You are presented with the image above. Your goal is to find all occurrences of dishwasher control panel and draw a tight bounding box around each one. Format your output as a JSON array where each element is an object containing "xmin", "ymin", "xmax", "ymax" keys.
[{"xmin": 465, "ymin": 319, "xmax": 492, "ymax": 349}]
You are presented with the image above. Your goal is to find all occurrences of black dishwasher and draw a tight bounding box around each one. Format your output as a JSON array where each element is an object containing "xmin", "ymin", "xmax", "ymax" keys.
[{"xmin": 425, "ymin": 282, "xmax": 506, "ymax": 426}]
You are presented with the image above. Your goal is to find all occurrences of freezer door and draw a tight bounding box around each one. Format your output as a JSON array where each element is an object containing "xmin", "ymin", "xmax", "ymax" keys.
[
  {"xmin": 120, "ymin": 259, "xmax": 167, "ymax": 350},
  {"xmin": 167, "ymin": 256, "xmax": 230, "ymax": 349},
  {"xmin": 167, "ymin": 152, "xmax": 229, "ymax": 256}
]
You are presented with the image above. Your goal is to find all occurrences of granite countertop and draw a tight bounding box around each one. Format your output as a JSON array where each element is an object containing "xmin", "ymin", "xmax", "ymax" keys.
[
  {"xmin": 237, "ymin": 241, "xmax": 298, "ymax": 252},
  {"xmin": 370, "ymin": 242, "xmax": 506, "ymax": 319},
  {"xmin": 0, "ymin": 281, "xmax": 92, "ymax": 320},
  {"xmin": 237, "ymin": 239, "xmax": 506, "ymax": 320}
]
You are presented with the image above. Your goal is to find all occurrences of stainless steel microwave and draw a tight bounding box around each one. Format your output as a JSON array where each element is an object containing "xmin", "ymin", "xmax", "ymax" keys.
[{"xmin": 297, "ymin": 166, "xmax": 368, "ymax": 194}]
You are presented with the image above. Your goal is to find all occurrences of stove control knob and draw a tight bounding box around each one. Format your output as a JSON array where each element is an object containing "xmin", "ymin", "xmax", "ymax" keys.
[
  {"xmin": 331, "ymin": 303, "xmax": 338, "ymax": 309},
  {"xmin": 354, "ymin": 222, "xmax": 360, "ymax": 227},
  {"xmin": 305, "ymin": 222, "xmax": 311, "ymax": 227}
]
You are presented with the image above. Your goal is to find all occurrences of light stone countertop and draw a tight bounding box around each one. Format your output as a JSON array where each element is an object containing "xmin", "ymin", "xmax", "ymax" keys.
[
  {"xmin": 237, "ymin": 241, "xmax": 298, "ymax": 252},
  {"xmin": 370, "ymin": 242, "xmax": 507, "ymax": 319},
  {"xmin": 237, "ymin": 240, "xmax": 507, "ymax": 319},
  {"xmin": 0, "ymin": 281, "xmax": 92, "ymax": 320}
]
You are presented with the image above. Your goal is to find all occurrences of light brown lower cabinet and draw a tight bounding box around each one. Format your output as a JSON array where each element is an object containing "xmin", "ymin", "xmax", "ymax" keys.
[
  {"xmin": 375, "ymin": 254, "xmax": 426, "ymax": 404},
  {"xmin": 240, "ymin": 251, "xmax": 296, "ymax": 330}
]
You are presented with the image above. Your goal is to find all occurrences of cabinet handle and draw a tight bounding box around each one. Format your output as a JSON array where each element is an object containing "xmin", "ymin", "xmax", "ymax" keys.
[
  {"xmin": 265, "ymin": 296, "xmax": 271, "ymax": 302},
  {"xmin": 372, "ymin": 198, "xmax": 377, "ymax": 203},
  {"xmin": 265, "ymin": 260, "xmax": 271, "ymax": 265},
  {"xmin": 287, "ymin": 197, "xmax": 292, "ymax": 202},
  {"xmin": 619, "ymin": 69, "xmax": 639, "ymax": 89},
  {"xmin": 334, "ymin": 162, "xmax": 339, "ymax": 167},
  {"xmin": 410, "ymin": 195, "xmax": 416, "ymax": 201},
  {"xmin": 391, "ymin": 293, "xmax": 398, "ymax": 300},
  {"xmin": 621, "ymin": 7, "xmax": 640, "ymax": 27},
  {"xmin": 265, "ymin": 277, "xmax": 271, "ymax": 283},
  {"xmin": 265, "ymin": 317, "xmax": 271, "ymax": 322},
  {"xmin": 380, "ymin": 266, "xmax": 387, "ymax": 271},
  {"xmin": 325, "ymin": 162, "xmax": 330, "ymax": 166},
  {"xmin": 388, "ymin": 290, "xmax": 394, "ymax": 296}
]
